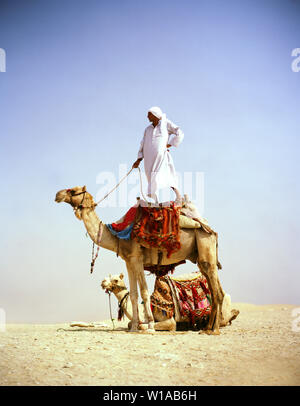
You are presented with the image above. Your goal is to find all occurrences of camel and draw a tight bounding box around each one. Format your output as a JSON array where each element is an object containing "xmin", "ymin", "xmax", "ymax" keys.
[
  {"xmin": 55, "ymin": 185, "xmax": 229, "ymax": 334},
  {"xmin": 101, "ymin": 273, "xmax": 239, "ymax": 332}
]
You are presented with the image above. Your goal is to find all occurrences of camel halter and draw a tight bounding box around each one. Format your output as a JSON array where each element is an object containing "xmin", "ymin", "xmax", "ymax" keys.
[
  {"xmin": 68, "ymin": 189, "xmax": 97, "ymax": 211},
  {"xmin": 105, "ymin": 288, "xmax": 129, "ymax": 328}
]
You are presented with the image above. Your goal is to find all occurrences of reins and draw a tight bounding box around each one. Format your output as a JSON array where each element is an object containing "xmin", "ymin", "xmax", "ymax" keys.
[
  {"xmin": 90, "ymin": 221, "xmax": 103, "ymax": 274},
  {"xmin": 105, "ymin": 289, "xmax": 129, "ymax": 330},
  {"xmin": 89, "ymin": 166, "xmax": 148, "ymax": 274},
  {"xmin": 108, "ymin": 291, "xmax": 115, "ymax": 330},
  {"xmin": 95, "ymin": 166, "xmax": 148, "ymax": 206}
]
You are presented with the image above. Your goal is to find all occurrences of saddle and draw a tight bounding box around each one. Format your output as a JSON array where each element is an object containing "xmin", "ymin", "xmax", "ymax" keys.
[
  {"xmin": 150, "ymin": 272, "xmax": 212, "ymax": 325},
  {"xmin": 131, "ymin": 202, "xmax": 181, "ymax": 258},
  {"xmin": 107, "ymin": 198, "xmax": 215, "ymax": 258}
]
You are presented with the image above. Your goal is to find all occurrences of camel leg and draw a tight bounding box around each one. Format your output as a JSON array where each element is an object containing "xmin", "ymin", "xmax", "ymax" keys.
[
  {"xmin": 220, "ymin": 293, "xmax": 231, "ymax": 327},
  {"xmin": 152, "ymin": 308, "xmax": 176, "ymax": 331},
  {"xmin": 154, "ymin": 318, "xmax": 176, "ymax": 332},
  {"xmin": 136, "ymin": 264, "xmax": 155, "ymax": 331},
  {"xmin": 198, "ymin": 261, "xmax": 223, "ymax": 335},
  {"xmin": 195, "ymin": 230, "xmax": 224, "ymax": 335},
  {"xmin": 217, "ymin": 277, "xmax": 225, "ymax": 299},
  {"xmin": 219, "ymin": 293, "xmax": 240, "ymax": 327},
  {"xmin": 126, "ymin": 262, "xmax": 140, "ymax": 332}
]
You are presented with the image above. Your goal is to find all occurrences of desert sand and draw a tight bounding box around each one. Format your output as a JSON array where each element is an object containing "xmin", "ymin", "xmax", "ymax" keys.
[{"xmin": 0, "ymin": 303, "xmax": 300, "ymax": 386}]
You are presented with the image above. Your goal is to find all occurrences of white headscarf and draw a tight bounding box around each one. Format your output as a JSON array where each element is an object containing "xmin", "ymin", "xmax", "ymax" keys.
[
  {"xmin": 148, "ymin": 106, "xmax": 167, "ymax": 137},
  {"xmin": 148, "ymin": 106, "xmax": 163, "ymax": 119}
]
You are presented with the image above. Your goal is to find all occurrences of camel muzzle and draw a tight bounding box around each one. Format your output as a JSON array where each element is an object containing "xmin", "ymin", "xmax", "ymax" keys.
[{"xmin": 55, "ymin": 190, "xmax": 67, "ymax": 203}]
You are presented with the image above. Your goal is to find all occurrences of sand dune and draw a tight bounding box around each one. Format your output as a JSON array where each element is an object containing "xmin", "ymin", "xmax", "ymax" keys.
[{"xmin": 0, "ymin": 303, "xmax": 299, "ymax": 386}]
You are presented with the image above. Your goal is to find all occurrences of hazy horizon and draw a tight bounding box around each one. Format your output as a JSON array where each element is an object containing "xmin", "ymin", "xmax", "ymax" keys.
[{"xmin": 0, "ymin": 0, "xmax": 299, "ymax": 323}]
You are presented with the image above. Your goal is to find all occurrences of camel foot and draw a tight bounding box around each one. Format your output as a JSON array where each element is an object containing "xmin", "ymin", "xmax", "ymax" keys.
[
  {"xmin": 148, "ymin": 321, "xmax": 155, "ymax": 330},
  {"xmin": 142, "ymin": 328, "xmax": 156, "ymax": 334},
  {"xmin": 199, "ymin": 329, "xmax": 220, "ymax": 335},
  {"xmin": 229, "ymin": 309, "xmax": 240, "ymax": 325},
  {"xmin": 128, "ymin": 328, "xmax": 140, "ymax": 333},
  {"xmin": 134, "ymin": 323, "xmax": 155, "ymax": 332},
  {"xmin": 128, "ymin": 322, "xmax": 140, "ymax": 332}
]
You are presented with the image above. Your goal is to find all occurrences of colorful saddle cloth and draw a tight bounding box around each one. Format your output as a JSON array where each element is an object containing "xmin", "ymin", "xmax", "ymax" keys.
[
  {"xmin": 106, "ymin": 206, "xmax": 137, "ymax": 240},
  {"xmin": 131, "ymin": 202, "xmax": 181, "ymax": 258},
  {"xmin": 151, "ymin": 272, "xmax": 211, "ymax": 325},
  {"xmin": 107, "ymin": 202, "xmax": 181, "ymax": 257}
]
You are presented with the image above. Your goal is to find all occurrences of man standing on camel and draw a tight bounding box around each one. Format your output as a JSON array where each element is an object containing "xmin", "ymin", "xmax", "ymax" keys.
[{"xmin": 132, "ymin": 106, "xmax": 184, "ymax": 203}]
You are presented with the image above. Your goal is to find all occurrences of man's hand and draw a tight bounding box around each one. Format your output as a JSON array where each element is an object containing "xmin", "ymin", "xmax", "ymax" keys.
[
  {"xmin": 166, "ymin": 144, "xmax": 171, "ymax": 148},
  {"xmin": 132, "ymin": 158, "xmax": 142, "ymax": 168}
]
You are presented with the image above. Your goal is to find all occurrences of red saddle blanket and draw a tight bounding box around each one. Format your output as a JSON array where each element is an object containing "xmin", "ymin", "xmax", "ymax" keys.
[
  {"xmin": 151, "ymin": 273, "xmax": 211, "ymax": 325},
  {"xmin": 131, "ymin": 202, "xmax": 181, "ymax": 258}
]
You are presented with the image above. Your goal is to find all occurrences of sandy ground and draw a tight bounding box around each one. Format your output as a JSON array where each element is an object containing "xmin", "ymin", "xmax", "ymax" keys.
[{"xmin": 0, "ymin": 303, "xmax": 300, "ymax": 386}]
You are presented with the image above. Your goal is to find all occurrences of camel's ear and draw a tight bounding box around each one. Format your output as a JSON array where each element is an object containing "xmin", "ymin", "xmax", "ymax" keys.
[
  {"xmin": 82, "ymin": 185, "xmax": 86, "ymax": 192},
  {"xmin": 120, "ymin": 273, "xmax": 124, "ymax": 279}
]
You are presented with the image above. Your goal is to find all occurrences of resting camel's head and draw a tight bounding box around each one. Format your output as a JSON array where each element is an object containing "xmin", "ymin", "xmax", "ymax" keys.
[
  {"xmin": 55, "ymin": 186, "xmax": 96, "ymax": 220},
  {"xmin": 101, "ymin": 273, "xmax": 127, "ymax": 294}
]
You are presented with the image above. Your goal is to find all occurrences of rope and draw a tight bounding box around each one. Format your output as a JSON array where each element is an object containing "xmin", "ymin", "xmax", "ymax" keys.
[
  {"xmin": 137, "ymin": 166, "xmax": 149, "ymax": 203},
  {"xmin": 95, "ymin": 167, "xmax": 134, "ymax": 205},
  {"xmin": 95, "ymin": 166, "xmax": 148, "ymax": 206},
  {"xmin": 108, "ymin": 292, "xmax": 115, "ymax": 330},
  {"xmin": 91, "ymin": 164, "xmax": 148, "ymax": 273},
  {"xmin": 90, "ymin": 221, "xmax": 103, "ymax": 274}
]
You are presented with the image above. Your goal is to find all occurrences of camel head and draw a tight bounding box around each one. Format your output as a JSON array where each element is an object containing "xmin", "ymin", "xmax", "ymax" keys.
[
  {"xmin": 101, "ymin": 273, "xmax": 127, "ymax": 294},
  {"xmin": 55, "ymin": 186, "xmax": 96, "ymax": 220}
]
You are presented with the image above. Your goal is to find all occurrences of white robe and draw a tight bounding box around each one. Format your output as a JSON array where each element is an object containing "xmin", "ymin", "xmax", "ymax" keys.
[{"xmin": 137, "ymin": 119, "xmax": 184, "ymax": 200}]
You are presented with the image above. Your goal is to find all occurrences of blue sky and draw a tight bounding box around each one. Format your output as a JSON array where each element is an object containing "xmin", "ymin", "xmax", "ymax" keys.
[{"xmin": 0, "ymin": 0, "xmax": 299, "ymax": 322}]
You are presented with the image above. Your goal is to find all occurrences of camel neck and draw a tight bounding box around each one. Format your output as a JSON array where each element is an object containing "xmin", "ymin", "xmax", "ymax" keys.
[
  {"xmin": 80, "ymin": 208, "xmax": 118, "ymax": 253},
  {"xmin": 115, "ymin": 289, "xmax": 129, "ymax": 304}
]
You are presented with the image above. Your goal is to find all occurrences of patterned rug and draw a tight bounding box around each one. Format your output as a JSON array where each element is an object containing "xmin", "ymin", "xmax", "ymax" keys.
[
  {"xmin": 106, "ymin": 206, "xmax": 138, "ymax": 240},
  {"xmin": 131, "ymin": 202, "xmax": 181, "ymax": 258},
  {"xmin": 151, "ymin": 273, "xmax": 212, "ymax": 326},
  {"xmin": 170, "ymin": 273, "xmax": 211, "ymax": 325},
  {"xmin": 151, "ymin": 276, "xmax": 175, "ymax": 318}
]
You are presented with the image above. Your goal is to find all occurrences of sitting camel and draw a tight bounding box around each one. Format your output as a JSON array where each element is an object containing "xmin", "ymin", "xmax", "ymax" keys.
[
  {"xmin": 55, "ymin": 185, "xmax": 229, "ymax": 334},
  {"xmin": 101, "ymin": 273, "xmax": 239, "ymax": 332}
]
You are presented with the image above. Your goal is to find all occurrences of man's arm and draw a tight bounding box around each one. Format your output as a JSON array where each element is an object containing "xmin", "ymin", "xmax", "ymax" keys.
[
  {"xmin": 132, "ymin": 131, "xmax": 145, "ymax": 168},
  {"xmin": 167, "ymin": 119, "xmax": 184, "ymax": 148}
]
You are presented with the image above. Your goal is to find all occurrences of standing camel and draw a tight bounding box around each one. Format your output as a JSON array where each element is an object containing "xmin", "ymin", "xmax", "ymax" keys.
[{"xmin": 55, "ymin": 185, "xmax": 226, "ymax": 334}]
